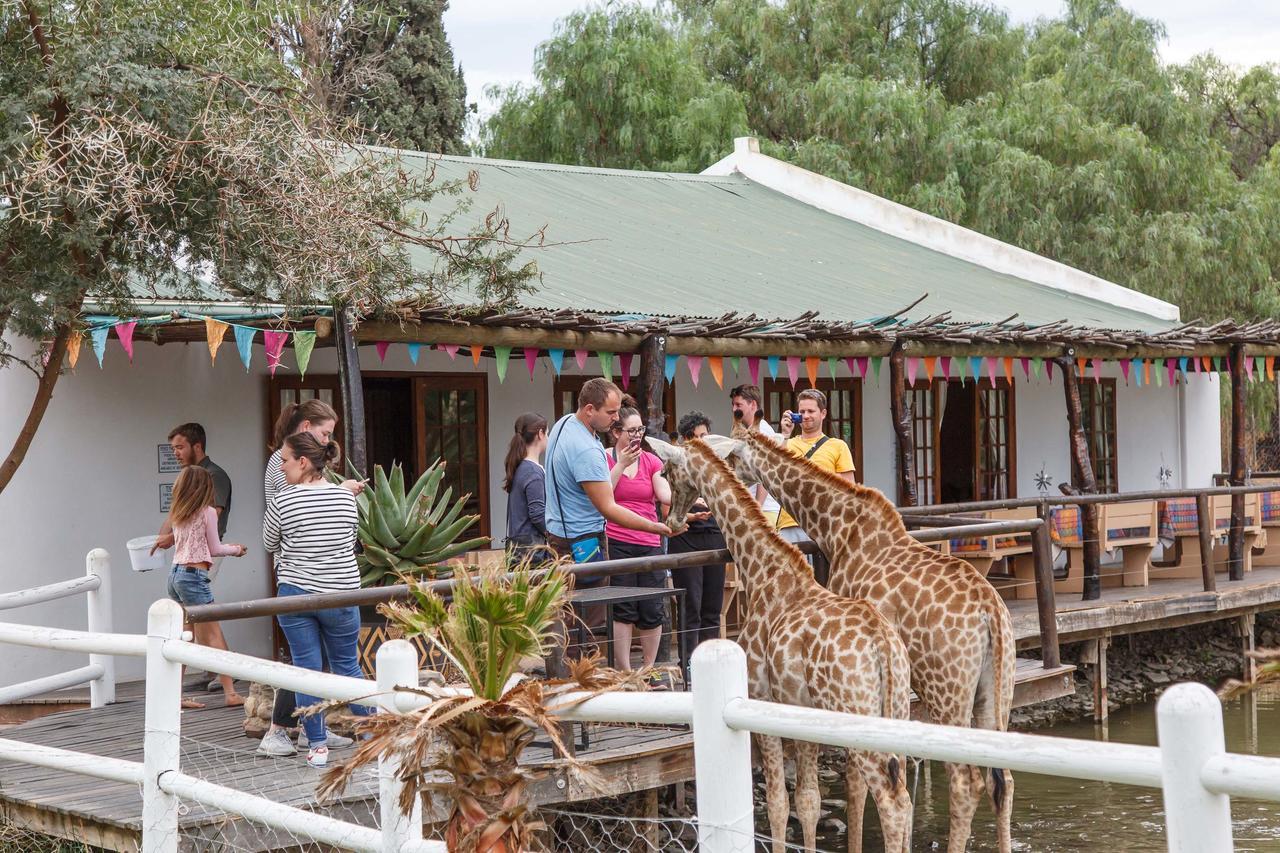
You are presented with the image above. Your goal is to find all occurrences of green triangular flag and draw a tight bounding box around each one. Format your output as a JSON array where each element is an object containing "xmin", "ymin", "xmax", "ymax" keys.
[
  {"xmin": 598, "ymin": 351, "xmax": 614, "ymax": 382},
  {"xmin": 826, "ymin": 356, "xmax": 839, "ymax": 379},
  {"xmin": 1255, "ymin": 356, "xmax": 1266, "ymax": 380},
  {"xmin": 955, "ymin": 355, "xmax": 967, "ymax": 383},
  {"xmin": 871, "ymin": 356, "xmax": 883, "ymax": 383},
  {"xmin": 729, "ymin": 356, "xmax": 740, "ymax": 374},
  {"xmin": 1155, "ymin": 359, "xmax": 1163, "ymax": 387},
  {"xmin": 1032, "ymin": 357, "xmax": 1043, "ymax": 379},
  {"xmin": 1214, "ymin": 356, "xmax": 1224, "ymax": 374},
  {"xmin": 293, "ymin": 331, "xmax": 316, "ymax": 378},
  {"xmin": 494, "ymin": 346, "xmax": 512, "ymax": 382}
]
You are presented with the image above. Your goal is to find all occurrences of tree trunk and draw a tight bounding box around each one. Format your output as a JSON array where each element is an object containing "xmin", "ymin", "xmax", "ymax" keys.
[
  {"xmin": 443, "ymin": 713, "xmax": 536, "ymax": 853},
  {"xmin": 1056, "ymin": 356, "xmax": 1101, "ymax": 600},
  {"xmin": 637, "ymin": 335, "xmax": 668, "ymax": 439},
  {"xmin": 0, "ymin": 324, "xmax": 73, "ymax": 494},
  {"xmin": 335, "ymin": 304, "xmax": 368, "ymax": 477},
  {"xmin": 889, "ymin": 344, "xmax": 917, "ymax": 507},
  {"xmin": 1228, "ymin": 344, "xmax": 1247, "ymax": 581}
]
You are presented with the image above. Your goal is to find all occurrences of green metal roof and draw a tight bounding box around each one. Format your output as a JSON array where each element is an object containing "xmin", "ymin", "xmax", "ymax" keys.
[{"xmin": 404, "ymin": 152, "xmax": 1175, "ymax": 334}]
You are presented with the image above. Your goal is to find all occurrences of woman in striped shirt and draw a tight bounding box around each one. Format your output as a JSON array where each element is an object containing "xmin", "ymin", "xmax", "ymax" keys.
[{"xmin": 262, "ymin": 432, "xmax": 370, "ymax": 768}]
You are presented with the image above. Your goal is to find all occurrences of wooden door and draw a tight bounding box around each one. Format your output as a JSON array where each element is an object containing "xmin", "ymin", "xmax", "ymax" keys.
[
  {"xmin": 763, "ymin": 378, "xmax": 864, "ymax": 482},
  {"xmin": 413, "ymin": 375, "xmax": 490, "ymax": 538},
  {"xmin": 976, "ymin": 379, "xmax": 1016, "ymax": 500},
  {"xmin": 552, "ymin": 375, "xmax": 676, "ymax": 435}
]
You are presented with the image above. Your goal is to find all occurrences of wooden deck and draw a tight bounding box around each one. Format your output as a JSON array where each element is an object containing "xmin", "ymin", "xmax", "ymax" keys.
[
  {"xmin": 1007, "ymin": 564, "xmax": 1280, "ymax": 649},
  {"xmin": 0, "ymin": 681, "xmax": 692, "ymax": 852}
]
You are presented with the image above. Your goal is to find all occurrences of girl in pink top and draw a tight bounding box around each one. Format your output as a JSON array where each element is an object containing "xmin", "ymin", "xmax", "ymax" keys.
[
  {"xmin": 165, "ymin": 465, "xmax": 247, "ymax": 708},
  {"xmin": 605, "ymin": 402, "xmax": 674, "ymax": 676}
]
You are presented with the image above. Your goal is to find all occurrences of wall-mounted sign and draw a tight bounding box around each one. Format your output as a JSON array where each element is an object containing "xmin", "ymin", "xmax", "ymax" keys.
[
  {"xmin": 157, "ymin": 443, "xmax": 181, "ymax": 474},
  {"xmin": 159, "ymin": 483, "xmax": 174, "ymax": 513}
]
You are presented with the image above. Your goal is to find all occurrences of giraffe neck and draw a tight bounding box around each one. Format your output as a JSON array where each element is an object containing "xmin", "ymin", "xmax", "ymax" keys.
[
  {"xmin": 686, "ymin": 443, "xmax": 809, "ymax": 618},
  {"xmin": 744, "ymin": 431, "xmax": 908, "ymax": 557}
]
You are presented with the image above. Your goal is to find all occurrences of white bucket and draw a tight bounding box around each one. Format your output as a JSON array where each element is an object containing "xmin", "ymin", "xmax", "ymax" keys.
[{"xmin": 127, "ymin": 535, "xmax": 169, "ymax": 573}]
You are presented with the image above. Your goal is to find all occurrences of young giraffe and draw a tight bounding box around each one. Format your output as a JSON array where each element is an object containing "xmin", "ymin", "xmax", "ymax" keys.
[
  {"xmin": 720, "ymin": 428, "xmax": 1016, "ymax": 853},
  {"xmin": 650, "ymin": 437, "xmax": 913, "ymax": 853}
]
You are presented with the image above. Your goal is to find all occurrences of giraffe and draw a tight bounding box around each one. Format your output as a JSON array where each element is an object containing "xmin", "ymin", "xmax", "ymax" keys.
[
  {"xmin": 649, "ymin": 437, "xmax": 913, "ymax": 853},
  {"xmin": 717, "ymin": 427, "xmax": 1016, "ymax": 853}
]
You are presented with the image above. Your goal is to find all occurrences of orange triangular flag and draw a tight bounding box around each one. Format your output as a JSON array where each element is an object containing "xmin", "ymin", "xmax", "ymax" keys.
[
  {"xmin": 1202, "ymin": 356, "xmax": 1212, "ymax": 373},
  {"xmin": 205, "ymin": 318, "xmax": 229, "ymax": 365},
  {"xmin": 66, "ymin": 331, "xmax": 83, "ymax": 369},
  {"xmin": 1076, "ymin": 357, "xmax": 1087, "ymax": 378},
  {"xmin": 1268, "ymin": 357, "xmax": 1276, "ymax": 381},
  {"xmin": 470, "ymin": 345, "xmax": 483, "ymax": 366},
  {"xmin": 1143, "ymin": 359, "xmax": 1151, "ymax": 385},
  {"xmin": 805, "ymin": 356, "xmax": 819, "ymax": 388},
  {"xmin": 708, "ymin": 356, "xmax": 724, "ymax": 389},
  {"xmin": 923, "ymin": 356, "xmax": 936, "ymax": 381},
  {"xmin": 1003, "ymin": 357, "xmax": 1014, "ymax": 383}
]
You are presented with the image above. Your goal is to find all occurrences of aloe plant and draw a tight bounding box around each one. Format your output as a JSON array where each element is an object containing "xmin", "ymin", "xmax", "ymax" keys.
[{"xmin": 331, "ymin": 460, "xmax": 489, "ymax": 586}]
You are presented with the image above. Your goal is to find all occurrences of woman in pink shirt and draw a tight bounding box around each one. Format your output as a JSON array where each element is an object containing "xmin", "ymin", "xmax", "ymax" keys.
[
  {"xmin": 164, "ymin": 465, "xmax": 247, "ymax": 708},
  {"xmin": 605, "ymin": 401, "xmax": 674, "ymax": 673}
]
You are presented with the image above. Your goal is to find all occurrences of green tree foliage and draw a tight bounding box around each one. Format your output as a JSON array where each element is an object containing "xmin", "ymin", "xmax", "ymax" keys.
[{"xmin": 482, "ymin": 0, "xmax": 1280, "ymax": 325}]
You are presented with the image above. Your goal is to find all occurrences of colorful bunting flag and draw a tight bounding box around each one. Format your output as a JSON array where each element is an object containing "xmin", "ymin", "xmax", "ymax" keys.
[
  {"xmin": 1155, "ymin": 359, "xmax": 1164, "ymax": 387},
  {"xmin": 665, "ymin": 354, "xmax": 679, "ymax": 384},
  {"xmin": 1143, "ymin": 359, "xmax": 1152, "ymax": 386},
  {"xmin": 263, "ymin": 330, "xmax": 287, "ymax": 376},
  {"xmin": 905, "ymin": 357, "xmax": 919, "ymax": 386},
  {"xmin": 548, "ymin": 349, "xmax": 565, "ymax": 375},
  {"xmin": 767, "ymin": 355, "xmax": 780, "ymax": 380},
  {"xmin": 1120, "ymin": 360, "xmax": 1131, "ymax": 384},
  {"xmin": 856, "ymin": 357, "xmax": 870, "ymax": 379},
  {"xmin": 115, "ymin": 321, "xmax": 137, "ymax": 363},
  {"xmin": 924, "ymin": 356, "xmax": 937, "ymax": 381},
  {"xmin": 804, "ymin": 356, "xmax": 818, "ymax": 388},
  {"xmin": 1091, "ymin": 358, "xmax": 1102, "ymax": 381},
  {"xmin": 204, "ymin": 318, "xmax": 228, "ymax": 365},
  {"xmin": 233, "ymin": 325, "xmax": 255, "ymax": 372},
  {"xmin": 494, "ymin": 346, "xmax": 512, "ymax": 382},
  {"xmin": 786, "ymin": 356, "xmax": 800, "ymax": 389},
  {"xmin": 1077, "ymin": 357, "xmax": 1087, "ymax": 379},
  {"xmin": 90, "ymin": 326, "xmax": 109, "ymax": 367},
  {"xmin": 599, "ymin": 351, "xmax": 614, "ymax": 382},
  {"xmin": 748, "ymin": 356, "xmax": 761, "ymax": 386},
  {"xmin": 1132, "ymin": 358, "xmax": 1142, "ymax": 386},
  {"xmin": 688, "ymin": 355, "xmax": 703, "ymax": 387},
  {"xmin": 940, "ymin": 356, "xmax": 952, "ymax": 380},
  {"xmin": 471, "ymin": 345, "xmax": 483, "ymax": 366},
  {"xmin": 1032, "ymin": 357, "xmax": 1043, "ymax": 379},
  {"xmin": 827, "ymin": 356, "xmax": 839, "ymax": 379},
  {"xmin": 967, "ymin": 357, "xmax": 981, "ymax": 384},
  {"xmin": 871, "ymin": 356, "xmax": 883, "ymax": 383},
  {"xmin": 407, "ymin": 342, "xmax": 421, "ymax": 365},
  {"xmin": 575, "ymin": 349, "xmax": 589, "ymax": 370},
  {"xmin": 1045, "ymin": 359, "xmax": 1054, "ymax": 381},
  {"xmin": 955, "ymin": 355, "xmax": 966, "ymax": 383},
  {"xmin": 66, "ymin": 331, "xmax": 83, "ymax": 369},
  {"xmin": 524, "ymin": 347, "xmax": 539, "ymax": 380},
  {"xmin": 1254, "ymin": 356, "xmax": 1265, "ymax": 379},
  {"xmin": 619, "ymin": 353, "xmax": 634, "ymax": 389},
  {"xmin": 1269, "ymin": 357, "xmax": 1276, "ymax": 381},
  {"xmin": 709, "ymin": 356, "xmax": 724, "ymax": 389},
  {"xmin": 1245, "ymin": 356, "xmax": 1256, "ymax": 381},
  {"xmin": 442, "ymin": 344, "xmax": 460, "ymax": 360},
  {"xmin": 729, "ymin": 356, "xmax": 740, "ymax": 375},
  {"xmin": 1003, "ymin": 357, "xmax": 1013, "ymax": 384},
  {"xmin": 986, "ymin": 357, "xmax": 997, "ymax": 385},
  {"xmin": 294, "ymin": 331, "xmax": 316, "ymax": 378},
  {"xmin": 374, "ymin": 341, "xmax": 390, "ymax": 363},
  {"xmin": 1166, "ymin": 358, "xmax": 1177, "ymax": 387}
]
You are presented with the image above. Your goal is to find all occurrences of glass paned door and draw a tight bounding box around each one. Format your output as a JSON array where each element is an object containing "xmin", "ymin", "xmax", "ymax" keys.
[
  {"xmin": 763, "ymin": 378, "xmax": 863, "ymax": 482},
  {"xmin": 414, "ymin": 375, "xmax": 489, "ymax": 538}
]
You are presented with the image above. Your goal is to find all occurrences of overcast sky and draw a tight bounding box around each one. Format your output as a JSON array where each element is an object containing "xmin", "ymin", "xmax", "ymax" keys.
[{"xmin": 444, "ymin": 0, "xmax": 1280, "ymax": 117}]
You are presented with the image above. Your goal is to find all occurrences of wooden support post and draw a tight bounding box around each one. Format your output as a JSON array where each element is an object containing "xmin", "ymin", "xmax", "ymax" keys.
[
  {"xmin": 1196, "ymin": 492, "xmax": 1217, "ymax": 592},
  {"xmin": 638, "ymin": 334, "xmax": 668, "ymax": 439},
  {"xmin": 1091, "ymin": 635, "xmax": 1109, "ymax": 723},
  {"xmin": 335, "ymin": 305, "xmax": 368, "ymax": 477},
  {"xmin": 1031, "ymin": 505, "xmax": 1061, "ymax": 669},
  {"xmin": 1239, "ymin": 613, "xmax": 1257, "ymax": 683},
  {"xmin": 1229, "ymin": 344, "xmax": 1247, "ymax": 582},
  {"xmin": 1057, "ymin": 356, "xmax": 1101, "ymax": 600},
  {"xmin": 889, "ymin": 343, "xmax": 917, "ymax": 507}
]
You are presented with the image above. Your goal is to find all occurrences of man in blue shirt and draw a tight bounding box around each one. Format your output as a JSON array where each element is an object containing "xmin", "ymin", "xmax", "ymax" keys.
[{"xmin": 545, "ymin": 378, "xmax": 675, "ymax": 563}]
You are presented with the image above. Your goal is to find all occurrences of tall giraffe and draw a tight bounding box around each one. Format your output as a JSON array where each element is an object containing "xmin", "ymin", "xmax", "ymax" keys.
[
  {"xmin": 718, "ymin": 428, "xmax": 1016, "ymax": 853},
  {"xmin": 649, "ymin": 437, "xmax": 913, "ymax": 853}
]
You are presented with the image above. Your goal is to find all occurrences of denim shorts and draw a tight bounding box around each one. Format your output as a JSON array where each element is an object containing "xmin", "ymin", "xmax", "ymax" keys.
[{"xmin": 167, "ymin": 565, "xmax": 215, "ymax": 606}]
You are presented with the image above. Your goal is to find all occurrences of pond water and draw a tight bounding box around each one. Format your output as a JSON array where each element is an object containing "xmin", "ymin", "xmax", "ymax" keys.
[{"xmin": 820, "ymin": 683, "xmax": 1280, "ymax": 852}]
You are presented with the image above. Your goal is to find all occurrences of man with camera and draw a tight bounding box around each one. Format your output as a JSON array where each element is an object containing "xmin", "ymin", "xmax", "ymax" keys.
[{"xmin": 777, "ymin": 388, "xmax": 856, "ymax": 549}]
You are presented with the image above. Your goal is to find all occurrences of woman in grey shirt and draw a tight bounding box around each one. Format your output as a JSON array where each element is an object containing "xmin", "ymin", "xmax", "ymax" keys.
[{"xmin": 504, "ymin": 413, "xmax": 549, "ymax": 561}]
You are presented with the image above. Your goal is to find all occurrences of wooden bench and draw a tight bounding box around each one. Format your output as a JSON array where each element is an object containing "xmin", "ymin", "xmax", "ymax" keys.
[
  {"xmin": 947, "ymin": 507, "xmax": 1036, "ymax": 578},
  {"xmin": 1052, "ymin": 501, "xmax": 1158, "ymax": 595},
  {"xmin": 1151, "ymin": 493, "xmax": 1263, "ymax": 579},
  {"xmin": 1250, "ymin": 480, "xmax": 1280, "ymax": 569}
]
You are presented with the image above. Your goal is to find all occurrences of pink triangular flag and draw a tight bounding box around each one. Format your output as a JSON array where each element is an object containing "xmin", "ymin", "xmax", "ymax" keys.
[
  {"xmin": 786, "ymin": 356, "xmax": 800, "ymax": 388},
  {"xmin": 1245, "ymin": 357, "xmax": 1255, "ymax": 380},
  {"xmin": 1167, "ymin": 359, "xmax": 1177, "ymax": 386},
  {"xmin": 748, "ymin": 356, "xmax": 761, "ymax": 386},
  {"xmin": 572, "ymin": 349, "xmax": 587, "ymax": 370},
  {"xmin": 844, "ymin": 357, "xmax": 857, "ymax": 378},
  {"xmin": 1020, "ymin": 357, "xmax": 1030, "ymax": 380},
  {"xmin": 443, "ymin": 344, "xmax": 460, "ymax": 360},
  {"xmin": 940, "ymin": 356, "xmax": 951, "ymax": 380},
  {"xmin": 1045, "ymin": 359, "xmax": 1054, "ymax": 381},
  {"xmin": 856, "ymin": 356, "xmax": 869, "ymax": 378},
  {"xmin": 619, "ymin": 353, "xmax": 633, "ymax": 390},
  {"xmin": 906, "ymin": 357, "xmax": 919, "ymax": 386},
  {"xmin": 986, "ymin": 357, "xmax": 997, "ymax": 385},
  {"xmin": 1091, "ymin": 358, "xmax": 1102, "ymax": 381},
  {"xmin": 375, "ymin": 341, "xmax": 390, "ymax": 362},
  {"xmin": 523, "ymin": 347, "xmax": 538, "ymax": 379},
  {"xmin": 263, "ymin": 330, "xmax": 288, "ymax": 376},
  {"xmin": 1120, "ymin": 360, "xmax": 1131, "ymax": 384},
  {"xmin": 687, "ymin": 355, "xmax": 703, "ymax": 387},
  {"xmin": 115, "ymin": 321, "xmax": 137, "ymax": 363}
]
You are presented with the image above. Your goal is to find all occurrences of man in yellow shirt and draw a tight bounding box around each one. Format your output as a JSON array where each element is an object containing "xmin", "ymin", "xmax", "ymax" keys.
[{"xmin": 777, "ymin": 389, "xmax": 856, "ymax": 551}]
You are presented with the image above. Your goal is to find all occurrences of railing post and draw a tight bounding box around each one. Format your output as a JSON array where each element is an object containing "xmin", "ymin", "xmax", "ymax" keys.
[
  {"xmin": 1031, "ymin": 506, "xmax": 1061, "ymax": 669},
  {"xmin": 376, "ymin": 639, "xmax": 423, "ymax": 852},
  {"xmin": 142, "ymin": 599, "xmax": 185, "ymax": 853},
  {"xmin": 1156, "ymin": 683, "xmax": 1233, "ymax": 851},
  {"xmin": 691, "ymin": 640, "xmax": 754, "ymax": 853},
  {"xmin": 1196, "ymin": 492, "xmax": 1217, "ymax": 593},
  {"xmin": 86, "ymin": 549, "xmax": 115, "ymax": 708}
]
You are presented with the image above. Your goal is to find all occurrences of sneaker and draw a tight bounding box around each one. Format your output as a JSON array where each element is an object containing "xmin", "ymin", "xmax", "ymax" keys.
[
  {"xmin": 256, "ymin": 727, "xmax": 297, "ymax": 757},
  {"xmin": 207, "ymin": 677, "xmax": 223, "ymax": 693},
  {"xmin": 300, "ymin": 732, "xmax": 353, "ymax": 750},
  {"xmin": 306, "ymin": 745, "xmax": 329, "ymax": 768}
]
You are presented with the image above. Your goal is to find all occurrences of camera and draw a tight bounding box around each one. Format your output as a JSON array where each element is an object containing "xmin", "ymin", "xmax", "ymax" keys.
[
  {"xmin": 732, "ymin": 408, "xmax": 745, "ymax": 420},
  {"xmin": 789, "ymin": 413, "xmax": 803, "ymax": 425}
]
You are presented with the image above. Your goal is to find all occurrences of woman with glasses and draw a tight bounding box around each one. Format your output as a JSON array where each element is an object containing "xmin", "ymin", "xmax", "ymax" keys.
[{"xmin": 604, "ymin": 397, "xmax": 673, "ymax": 677}]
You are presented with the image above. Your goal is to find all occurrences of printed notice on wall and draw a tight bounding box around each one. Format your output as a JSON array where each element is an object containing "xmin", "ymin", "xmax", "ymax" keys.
[
  {"xmin": 158, "ymin": 443, "xmax": 182, "ymax": 474},
  {"xmin": 159, "ymin": 483, "xmax": 173, "ymax": 513}
]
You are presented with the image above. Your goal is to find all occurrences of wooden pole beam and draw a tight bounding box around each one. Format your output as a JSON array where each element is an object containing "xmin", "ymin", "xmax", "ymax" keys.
[
  {"xmin": 638, "ymin": 334, "xmax": 669, "ymax": 439},
  {"xmin": 335, "ymin": 305, "xmax": 368, "ymax": 477},
  {"xmin": 355, "ymin": 320, "xmax": 646, "ymax": 352},
  {"xmin": 889, "ymin": 344, "xmax": 917, "ymax": 507},
  {"xmin": 1031, "ymin": 505, "xmax": 1061, "ymax": 669},
  {"xmin": 1229, "ymin": 343, "xmax": 1247, "ymax": 582},
  {"xmin": 1056, "ymin": 356, "xmax": 1102, "ymax": 601}
]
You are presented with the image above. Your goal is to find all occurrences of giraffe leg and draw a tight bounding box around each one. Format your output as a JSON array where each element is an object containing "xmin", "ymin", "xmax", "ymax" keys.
[
  {"xmin": 844, "ymin": 749, "xmax": 867, "ymax": 853},
  {"xmin": 985, "ymin": 767, "xmax": 1014, "ymax": 853},
  {"xmin": 757, "ymin": 734, "xmax": 790, "ymax": 853},
  {"xmin": 794, "ymin": 740, "xmax": 820, "ymax": 852},
  {"xmin": 944, "ymin": 761, "xmax": 982, "ymax": 853},
  {"xmin": 857, "ymin": 750, "xmax": 913, "ymax": 853}
]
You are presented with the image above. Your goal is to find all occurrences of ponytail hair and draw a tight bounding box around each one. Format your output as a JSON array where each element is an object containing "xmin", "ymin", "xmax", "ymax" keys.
[
  {"xmin": 503, "ymin": 412, "xmax": 547, "ymax": 492},
  {"xmin": 283, "ymin": 432, "xmax": 341, "ymax": 479},
  {"xmin": 273, "ymin": 399, "xmax": 339, "ymax": 450}
]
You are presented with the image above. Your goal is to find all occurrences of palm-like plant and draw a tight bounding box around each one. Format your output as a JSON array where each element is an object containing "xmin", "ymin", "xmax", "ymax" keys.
[{"xmin": 319, "ymin": 557, "xmax": 635, "ymax": 853}]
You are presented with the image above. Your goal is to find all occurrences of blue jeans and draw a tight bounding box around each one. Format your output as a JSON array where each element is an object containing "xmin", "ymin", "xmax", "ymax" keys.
[
  {"xmin": 275, "ymin": 583, "xmax": 371, "ymax": 746},
  {"xmin": 167, "ymin": 566, "xmax": 214, "ymax": 606}
]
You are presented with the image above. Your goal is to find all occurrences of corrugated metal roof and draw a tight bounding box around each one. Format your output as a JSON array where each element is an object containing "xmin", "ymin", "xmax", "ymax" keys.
[{"xmin": 404, "ymin": 152, "xmax": 1175, "ymax": 333}]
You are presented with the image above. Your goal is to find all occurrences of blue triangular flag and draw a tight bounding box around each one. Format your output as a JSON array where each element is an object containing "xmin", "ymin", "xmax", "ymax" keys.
[
  {"xmin": 1132, "ymin": 358, "xmax": 1143, "ymax": 386},
  {"xmin": 767, "ymin": 355, "xmax": 780, "ymax": 380},
  {"xmin": 233, "ymin": 325, "xmax": 255, "ymax": 372},
  {"xmin": 407, "ymin": 343, "xmax": 421, "ymax": 365},
  {"xmin": 90, "ymin": 326, "xmax": 110, "ymax": 368},
  {"xmin": 549, "ymin": 349, "xmax": 565, "ymax": 375},
  {"xmin": 968, "ymin": 357, "xmax": 982, "ymax": 382},
  {"xmin": 664, "ymin": 354, "xmax": 678, "ymax": 383}
]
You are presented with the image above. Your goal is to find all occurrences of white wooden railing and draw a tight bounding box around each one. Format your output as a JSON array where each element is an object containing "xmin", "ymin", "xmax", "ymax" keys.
[{"xmin": 0, "ymin": 551, "xmax": 1278, "ymax": 852}]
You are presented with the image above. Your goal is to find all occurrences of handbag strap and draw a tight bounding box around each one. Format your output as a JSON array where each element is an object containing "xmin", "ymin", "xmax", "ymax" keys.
[{"xmin": 803, "ymin": 435, "xmax": 830, "ymax": 460}]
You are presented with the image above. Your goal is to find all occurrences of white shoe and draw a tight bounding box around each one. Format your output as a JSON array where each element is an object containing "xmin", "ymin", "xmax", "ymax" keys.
[
  {"xmin": 307, "ymin": 745, "xmax": 329, "ymax": 768},
  {"xmin": 256, "ymin": 728, "xmax": 296, "ymax": 757},
  {"xmin": 300, "ymin": 731, "xmax": 353, "ymax": 749}
]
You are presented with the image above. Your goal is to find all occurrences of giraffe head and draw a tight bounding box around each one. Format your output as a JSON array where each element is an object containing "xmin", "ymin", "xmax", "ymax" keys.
[{"xmin": 648, "ymin": 435, "xmax": 747, "ymax": 527}]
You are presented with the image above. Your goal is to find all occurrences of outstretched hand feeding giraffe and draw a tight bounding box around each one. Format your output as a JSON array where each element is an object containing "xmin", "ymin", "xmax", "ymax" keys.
[
  {"xmin": 650, "ymin": 437, "xmax": 913, "ymax": 853},
  {"xmin": 714, "ymin": 426, "xmax": 1017, "ymax": 853}
]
